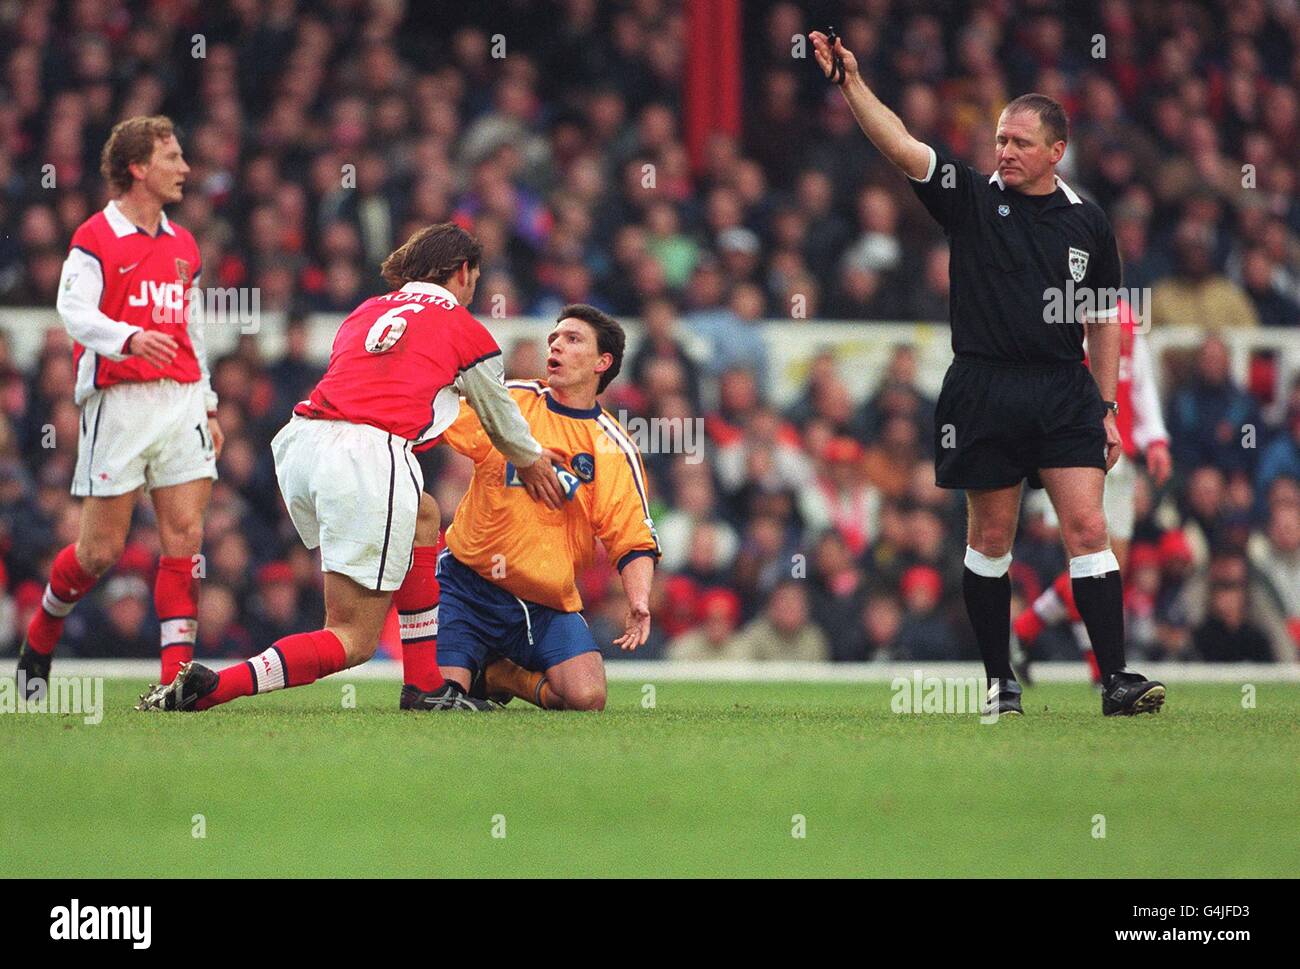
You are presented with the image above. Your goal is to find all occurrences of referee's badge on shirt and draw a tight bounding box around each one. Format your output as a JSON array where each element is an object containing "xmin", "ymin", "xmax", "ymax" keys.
[{"xmin": 1068, "ymin": 246, "xmax": 1089, "ymax": 282}]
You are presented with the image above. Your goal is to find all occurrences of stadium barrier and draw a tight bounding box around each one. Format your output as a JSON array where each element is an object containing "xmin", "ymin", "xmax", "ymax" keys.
[{"xmin": 3, "ymin": 307, "xmax": 1297, "ymax": 409}]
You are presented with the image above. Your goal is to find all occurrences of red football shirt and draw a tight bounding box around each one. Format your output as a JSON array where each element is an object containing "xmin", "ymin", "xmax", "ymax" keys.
[
  {"xmin": 62, "ymin": 201, "xmax": 204, "ymax": 401},
  {"xmin": 295, "ymin": 281, "xmax": 503, "ymax": 445}
]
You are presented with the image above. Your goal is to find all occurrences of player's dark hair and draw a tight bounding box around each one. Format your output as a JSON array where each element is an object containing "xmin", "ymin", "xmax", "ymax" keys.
[
  {"xmin": 381, "ymin": 222, "xmax": 482, "ymax": 287},
  {"xmin": 1003, "ymin": 93, "xmax": 1069, "ymax": 146},
  {"xmin": 101, "ymin": 115, "xmax": 176, "ymax": 194},
  {"xmin": 558, "ymin": 303, "xmax": 624, "ymax": 394}
]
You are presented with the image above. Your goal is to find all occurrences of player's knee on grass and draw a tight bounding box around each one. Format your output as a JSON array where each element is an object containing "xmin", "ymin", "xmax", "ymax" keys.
[
  {"xmin": 545, "ymin": 654, "xmax": 607, "ymax": 711},
  {"xmin": 557, "ymin": 679, "xmax": 606, "ymax": 711}
]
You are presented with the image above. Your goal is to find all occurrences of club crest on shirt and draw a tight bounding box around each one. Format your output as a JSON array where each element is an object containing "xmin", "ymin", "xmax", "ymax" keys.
[
  {"xmin": 505, "ymin": 461, "xmax": 581, "ymax": 500},
  {"xmin": 571, "ymin": 452, "xmax": 595, "ymax": 482},
  {"xmin": 997, "ymin": 204, "xmax": 1010, "ymax": 217},
  {"xmin": 175, "ymin": 258, "xmax": 192, "ymax": 285},
  {"xmin": 1068, "ymin": 246, "xmax": 1089, "ymax": 282}
]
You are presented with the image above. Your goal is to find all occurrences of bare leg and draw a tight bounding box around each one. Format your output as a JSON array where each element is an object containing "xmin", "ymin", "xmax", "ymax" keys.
[
  {"xmin": 23, "ymin": 489, "xmax": 138, "ymax": 668},
  {"xmin": 543, "ymin": 652, "xmax": 606, "ymax": 711}
]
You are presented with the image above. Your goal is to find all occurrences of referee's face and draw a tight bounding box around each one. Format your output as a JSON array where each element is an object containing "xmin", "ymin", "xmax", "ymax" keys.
[{"xmin": 995, "ymin": 110, "xmax": 1064, "ymax": 194}]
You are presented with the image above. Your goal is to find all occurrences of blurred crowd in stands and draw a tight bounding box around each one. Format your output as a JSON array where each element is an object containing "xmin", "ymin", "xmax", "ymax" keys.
[{"xmin": 0, "ymin": 0, "xmax": 1296, "ymax": 664}]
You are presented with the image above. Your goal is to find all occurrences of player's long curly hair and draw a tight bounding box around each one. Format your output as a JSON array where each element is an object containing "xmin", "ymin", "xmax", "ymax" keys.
[
  {"xmin": 381, "ymin": 223, "xmax": 482, "ymax": 287},
  {"xmin": 101, "ymin": 115, "xmax": 176, "ymax": 195}
]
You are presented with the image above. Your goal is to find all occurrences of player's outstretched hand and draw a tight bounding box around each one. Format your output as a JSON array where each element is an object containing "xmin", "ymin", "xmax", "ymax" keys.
[
  {"xmin": 519, "ymin": 448, "xmax": 566, "ymax": 510},
  {"xmin": 809, "ymin": 30, "xmax": 858, "ymax": 84},
  {"xmin": 614, "ymin": 601, "xmax": 651, "ymax": 651},
  {"xmin": 127, "ymin": 330, "xmax": 178, "ymax": 369},
  {"xmin": 1103, "ymin": 412, "xmax": 1122, "ymax": 471}
]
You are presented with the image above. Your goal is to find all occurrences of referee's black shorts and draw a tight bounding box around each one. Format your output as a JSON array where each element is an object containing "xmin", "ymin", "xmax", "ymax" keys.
[{"xmin": 933, "ymin": 356, "xmax": 1107, "ymax": 491}]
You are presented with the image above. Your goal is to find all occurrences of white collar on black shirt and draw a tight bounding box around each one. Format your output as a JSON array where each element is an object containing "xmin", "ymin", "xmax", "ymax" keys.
[
  {"xmin": 399, "ymin": 281, "xmax": 458, "ymax": 304},
  {"xmin": 104, "ymin": 200, "xmax": 176, "ymax": 237},
  {"xmin": 987, "ymin": 171, "xmax": 1082, "ymax": 204}
]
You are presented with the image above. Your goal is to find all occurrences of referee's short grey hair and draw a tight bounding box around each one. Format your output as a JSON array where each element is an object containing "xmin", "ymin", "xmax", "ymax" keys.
[{"xmin": 1002, "ymin": 93, "xmax": 1069, "ymax": 146}]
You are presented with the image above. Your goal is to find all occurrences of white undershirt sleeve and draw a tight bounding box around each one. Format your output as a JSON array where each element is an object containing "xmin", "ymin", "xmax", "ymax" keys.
[
  {"xmin": 1130, "ymin": 331, "xmax": 1169, "ymax": 453},
  {"xmin": 454, "ymin": 353, "xmax": 543, "ymax": 467},
  {"xmin": 186, "ymin": 271, "xmax": 218, "ymax": 412},
  {"xmin": 56, "ymin": 248, "xmax": 140, "ymax": 360}
]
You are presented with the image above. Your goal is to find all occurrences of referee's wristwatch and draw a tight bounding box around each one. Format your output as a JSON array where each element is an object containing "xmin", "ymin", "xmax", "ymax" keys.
[{"xmin": 1102, "ymin": 400, "xmax": 1119, "ymax": 416}]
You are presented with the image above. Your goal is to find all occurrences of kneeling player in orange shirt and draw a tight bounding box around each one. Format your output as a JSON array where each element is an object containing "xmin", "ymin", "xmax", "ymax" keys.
[
  {"xmin": 433, "ymin": 304, "xmax": 661, "ymax": 710},
  {"xmin": 137, "ymin": 224, "xmax": 565, "ymax": 713}
]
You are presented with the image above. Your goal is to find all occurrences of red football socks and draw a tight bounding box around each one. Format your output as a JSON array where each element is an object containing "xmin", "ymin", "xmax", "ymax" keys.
[
  {"xmin": 396, "ymin": 546, "xmax": 444, "ymax": 692},
  {"xmin": 197, "ymin": 629, "xmax": 347, "ymax": 711},
  {"xmin": 156, "ymin": 555, "xmax": 198, "ymax": 684},
  {"xmin": 1052, "ymin": 571, "xmax": 1081, "ymax": 622},
  {"xmin": 26, "ymin": 544, "xmax": 99, "ymax": 655},
  {"xmin": 1012, "ymin": 607, "xmax": 1045, "ymax": 647}
]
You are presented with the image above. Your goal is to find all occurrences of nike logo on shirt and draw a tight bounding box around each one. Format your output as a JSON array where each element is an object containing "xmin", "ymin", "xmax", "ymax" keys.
[{"xmin": 119, "ymin": 262, "xmax": 141, "ymax": 274}]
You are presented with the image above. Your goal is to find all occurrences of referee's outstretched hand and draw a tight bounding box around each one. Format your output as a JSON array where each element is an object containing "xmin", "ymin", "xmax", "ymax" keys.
[{"xmin": 809, "ymin": 31, "xmax": 858, "ymax": 84}]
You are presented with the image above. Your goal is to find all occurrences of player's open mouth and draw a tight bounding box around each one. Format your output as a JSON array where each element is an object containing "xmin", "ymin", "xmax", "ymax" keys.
[{"xmin": 547, "ymin": 357, "xmax": 560, "ymax": 371}]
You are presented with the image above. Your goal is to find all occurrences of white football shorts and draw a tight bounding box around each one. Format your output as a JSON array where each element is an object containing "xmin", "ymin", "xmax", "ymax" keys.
[
  {"xmin": 272, "ymin": 415, "xmax": 422, "ymax": 592},
  {"xmin": 72, "ymin": 379, "xmax": 217, "ymax": 497}
]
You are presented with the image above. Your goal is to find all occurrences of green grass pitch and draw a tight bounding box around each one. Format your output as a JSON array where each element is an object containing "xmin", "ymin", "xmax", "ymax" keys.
[{"xmin": 2, "ymin": 680, "xmax": 1297, "ymax": 878}]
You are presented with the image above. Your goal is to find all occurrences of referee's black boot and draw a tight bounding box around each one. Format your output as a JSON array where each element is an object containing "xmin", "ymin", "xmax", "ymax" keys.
[
  {"xmin": 1101, "ymin": 669, "xmax": 1165, "ymax": 717},
  {"xmin": 983, "ymin": 677, "xmax": 1023, "ymax": 718}
]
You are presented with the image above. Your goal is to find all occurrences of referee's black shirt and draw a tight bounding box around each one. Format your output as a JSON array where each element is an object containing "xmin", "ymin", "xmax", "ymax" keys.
[{"xmin": 909, "ymin": 144, "xmax": 1122, "ymax": 365}]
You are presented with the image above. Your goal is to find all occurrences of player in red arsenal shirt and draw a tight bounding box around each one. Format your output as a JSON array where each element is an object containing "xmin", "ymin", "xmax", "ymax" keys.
[
  {"xmin": 17, "ymin": 116, "xmax": 223, "ymax": 696},
  {"xmin": 139, "ymin": 223, "xmax": 565, "ymax": 713}
]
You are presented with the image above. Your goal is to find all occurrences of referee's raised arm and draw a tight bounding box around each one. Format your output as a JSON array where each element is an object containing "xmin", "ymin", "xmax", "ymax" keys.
[{"xmin": 809, "ymin": 31, "xmax": 932, "ymax": 182}]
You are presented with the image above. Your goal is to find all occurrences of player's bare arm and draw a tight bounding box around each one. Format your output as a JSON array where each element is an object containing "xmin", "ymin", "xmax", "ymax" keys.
[
  {"xmin": 809, "ymin": 30, "xmax": 932, "ymax": 181},
  {"xmin": 613, "ymin": 554, "xmax": 653, "ymax": 651}
]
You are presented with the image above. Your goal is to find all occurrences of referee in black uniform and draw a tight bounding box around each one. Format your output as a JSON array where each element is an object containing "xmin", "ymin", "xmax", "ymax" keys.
[{"xmin": 811, "ymin": 30, "xmax": 1164, "ymax": 716}]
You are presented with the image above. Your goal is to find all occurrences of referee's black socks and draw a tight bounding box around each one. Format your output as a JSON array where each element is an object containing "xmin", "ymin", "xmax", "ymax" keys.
[
  {"xmin": 962, "ymin": 548, "xmax": 1014, "ymax": 682},
  {"xmin": 1069, "ymin": 549, "xmax": 1126, "ymax": 680}
]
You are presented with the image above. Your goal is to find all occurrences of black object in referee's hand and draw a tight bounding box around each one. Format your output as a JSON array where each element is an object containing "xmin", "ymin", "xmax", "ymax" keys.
[{"xmin": 821, "ymin": 26, "xmax": 846, "ymax": 85}]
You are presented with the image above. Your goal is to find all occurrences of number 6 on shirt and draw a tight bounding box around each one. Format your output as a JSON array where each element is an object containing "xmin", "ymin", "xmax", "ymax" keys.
[{"xmin": 365, "ymin": 303, "xmax": 423, "ymax": 354}]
